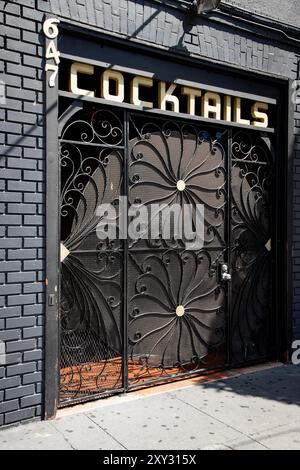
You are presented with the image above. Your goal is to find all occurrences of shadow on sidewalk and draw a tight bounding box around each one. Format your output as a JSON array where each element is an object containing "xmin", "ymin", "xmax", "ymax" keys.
[{"xmin": 194, "ymin": 365, "xmax": 300, "ymax": 407}]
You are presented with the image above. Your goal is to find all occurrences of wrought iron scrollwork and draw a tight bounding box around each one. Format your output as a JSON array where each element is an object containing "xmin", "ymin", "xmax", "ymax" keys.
[
  {"xmin": 127, "ymin": 116, "xmax": 228, "ymax": 386},
  {"xmin": 59, "ymin": 105, "xmax": 124, "ymax": 404},
  {"xmin": 58, "ymin": 104, "xmax": 275, "ymax": 404},
  {"xmin": 61, "ymin": 108, "xmax": 124, "ymax": 147},
  {"xmin": 230, "ymin": 132, "xmax": 273, "ymax": 364},
  {"xmin": 129, "ymin": 118, "xmax": 227, "ymax": 249},
  {"xmin": 60, "ymin": 252, "xmax": 123, "ymax": 400},
  {"xmin": 60, "ymin": 143, "xmax": 123, "ymax": 252},
  {"xmin": 128, "ymin": 250, "xmax": 225, "ymax": 385}
]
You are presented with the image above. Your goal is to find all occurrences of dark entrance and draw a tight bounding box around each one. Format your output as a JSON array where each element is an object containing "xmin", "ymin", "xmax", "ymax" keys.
[{"xmin": 58, "ymin": 102, "xmax": 274, "ymax": 407}]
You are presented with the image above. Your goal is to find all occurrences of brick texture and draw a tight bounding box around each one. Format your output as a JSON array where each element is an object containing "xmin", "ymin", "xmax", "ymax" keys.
[
  {"xmin": 0, "ymin": 0, "xmax": 45, "ymax": 427},
  {"xmin": 0, "ymin": 0, "xmax": 300, "ymax": 427}
]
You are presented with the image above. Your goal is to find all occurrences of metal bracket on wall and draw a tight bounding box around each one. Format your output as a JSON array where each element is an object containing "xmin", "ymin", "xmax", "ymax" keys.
[{"xmin": 48, "ymin": 294, "xmax": 56, "ymax": 307}]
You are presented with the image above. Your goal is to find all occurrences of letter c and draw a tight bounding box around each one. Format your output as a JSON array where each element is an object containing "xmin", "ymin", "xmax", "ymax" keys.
[{"xmin": 69, "ymin": 62, "xmax": 95, "ymax": 97}]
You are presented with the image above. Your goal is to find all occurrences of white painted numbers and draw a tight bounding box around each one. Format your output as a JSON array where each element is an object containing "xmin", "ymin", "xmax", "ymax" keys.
[
  {"xmin": 292, "ymin": 340, "xmax": 300, "ymax": 365},
  {"xmin": 43, "ymin": 18, "xmax": 60, "ymax": 88}
]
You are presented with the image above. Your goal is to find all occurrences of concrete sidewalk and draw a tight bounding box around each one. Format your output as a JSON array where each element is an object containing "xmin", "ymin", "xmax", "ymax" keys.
[{"xmin": 0, "ymin": 364, "xmax": 300, "ymax": 450}]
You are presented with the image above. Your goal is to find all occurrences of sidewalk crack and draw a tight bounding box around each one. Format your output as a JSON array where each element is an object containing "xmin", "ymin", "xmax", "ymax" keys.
[
  {"xmin": 85, "ymin": 414, "xmax": 128, "ymax": 450},
  {"xmin": 49, "ymin": 422, "xmax": 77, "ymax": 450}
]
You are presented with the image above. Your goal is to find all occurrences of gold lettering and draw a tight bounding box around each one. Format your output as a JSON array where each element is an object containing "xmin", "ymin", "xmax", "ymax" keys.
[
  {"xmin": 233, "ymin": 98, "xmax": 250, "ymax": 126},
  {"xmin": 251, "ymin": 102, "xmax": 269, "ymax": 128},
  {"xmin": 102, "ymin": 70, "xmax": 125, "ymax": 103},
  {"xmin": 68, "ymin": 63, "xmax": 271, "ymax": 129},
  {"xmin": 131, "ymin": 76, "xmax": 153, "ymax": 108},
  {"xmin": 69, "ymin": 62, "xmax": 95, "ymax": 97},
  {"xmin": 202, "ymin": 92, "xmax": 221, "ymax": 120},
  {"xmin": 181, "ymin": 86, "xmax": 202, "ymax": 116},
  {"xmin": 223, "ymin": 95, "xmax": 232, "ymax": 122},
  {"xmin": 158, "ymin": 82, "xmax": 179, "ymax": 113}
]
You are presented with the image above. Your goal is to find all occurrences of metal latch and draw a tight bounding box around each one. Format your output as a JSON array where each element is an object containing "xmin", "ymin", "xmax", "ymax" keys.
[
  {"xmin": 220, "ymin": 264, "xmax": 231, "ymax": 282},
  {"xmin": 48, "ymin": 294, "xmax": 56, "ymax": 306}
]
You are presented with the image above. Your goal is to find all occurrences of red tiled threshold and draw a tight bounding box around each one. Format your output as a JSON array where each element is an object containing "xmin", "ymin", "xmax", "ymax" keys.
[{"xmin": 57, "ymin": 361, "xmax": 282, "ymax": 418}]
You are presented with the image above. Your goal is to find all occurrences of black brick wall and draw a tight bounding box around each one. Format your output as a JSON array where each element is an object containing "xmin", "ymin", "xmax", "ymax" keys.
[
  {"xmin": 0, "ymin": 0, "xmax": 299, "ymax": 426},
  {"xmin": 0, "ymin": 0, "xmax": 45, "ymax": 427}
]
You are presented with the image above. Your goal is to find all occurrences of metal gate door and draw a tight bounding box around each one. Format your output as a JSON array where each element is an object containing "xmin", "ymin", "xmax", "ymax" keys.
[
  {"xmin": 229, "ymin": 132, "xmax": 274, "ymax": 364},
  {"xmin": 127, "ymin": 114, "xmax": 228, "ymax": 388},
  {"xmin": 59, "ymin": 106, "xmax": 125, "ymax": 403},
  {"xmin": 58, "ymin": 103, "xmax": 274, "ymax": 406}
]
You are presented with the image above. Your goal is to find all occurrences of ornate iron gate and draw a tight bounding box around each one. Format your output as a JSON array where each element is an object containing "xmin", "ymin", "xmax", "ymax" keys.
[
  {"xmin": 58, "ymin": 102, "xmax": 274, "ymax": 406},
  {"xmin": 59, "ymin": 106, "xmax": 125, "ymax": 403},
  {"xmin": 230, "ymin": 132, "xmax": 274, "ymax": 364}
]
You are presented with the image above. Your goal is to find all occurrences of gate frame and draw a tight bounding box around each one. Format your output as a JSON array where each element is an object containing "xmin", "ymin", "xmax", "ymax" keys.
[{"xmin": 44, "ymin": 19, "xmax": 293, "ymax": 420}]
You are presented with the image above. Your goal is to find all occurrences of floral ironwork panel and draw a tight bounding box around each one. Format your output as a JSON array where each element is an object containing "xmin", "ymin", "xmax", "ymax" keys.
[
  {"xmin": 128, "ymin": 250, "xmax": 226, "ymax": 385},
  {"xmin": 128, "ymin": 116, "xmax": 228, "ymax": 249},
  {"xmin": 59, "ymin": 105, "xmax": 124, "ymax": 404},
  {"xmin": 230, "ymin": 131, "xmax": 274, "ymax": 364},
  {"xmin": 127, "ymin": 116, "xmax": 228, "ymax": 386},
  {"xmin": 60, "ymin": 252, "xmax": 123, "ymax": 401}
]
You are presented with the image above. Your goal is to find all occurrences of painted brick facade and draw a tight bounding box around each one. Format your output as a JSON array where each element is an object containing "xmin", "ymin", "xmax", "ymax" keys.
[
  {"xmin": 0, "ymin": 0, "xmax": 45, "ymax": 427},
  {"xmin": 0, "ymin": 0, "xmax": 299, "ymax": 426}
]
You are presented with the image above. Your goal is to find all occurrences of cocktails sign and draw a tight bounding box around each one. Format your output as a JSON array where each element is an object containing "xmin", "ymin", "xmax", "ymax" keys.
[{"xmin": 65, "ymin": 61, "xmax": 271, "ymax": 128}]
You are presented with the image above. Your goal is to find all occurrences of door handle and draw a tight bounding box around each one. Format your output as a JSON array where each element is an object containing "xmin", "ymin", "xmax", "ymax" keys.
[{"xmin": 221, "ymin": 264, "xmax": 231, "ymax": 282}]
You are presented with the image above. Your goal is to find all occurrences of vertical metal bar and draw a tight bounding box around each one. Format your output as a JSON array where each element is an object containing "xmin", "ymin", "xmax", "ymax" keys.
[
  {"xmin": 284, "ymin": 80, "xmax": 295, "ymax": 361},
  {"xmin": 273, "ymin": 99, "xmax": 281, "ymax": 361},
  {"xmin": 226, "ymin": 128, "xmax": 233, "ymax": 367},
  {"xmin": 122, "ymin": 111, "xmax": 129, "ymax": 392},
  {"xmin": 44, "ymin": 25, "xmax": 60, "ymax": 420},
  {"xmin": 272, "ymin": 80, "xmax": 293, "ymax": 364}
]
